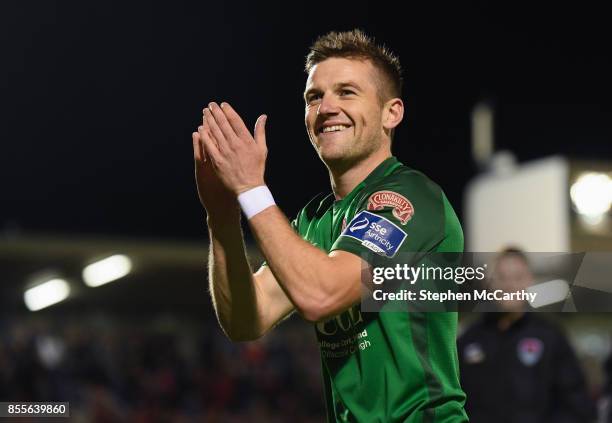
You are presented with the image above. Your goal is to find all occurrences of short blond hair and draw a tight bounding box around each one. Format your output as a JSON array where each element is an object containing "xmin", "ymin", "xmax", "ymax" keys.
[{"xmin": 305, "ymin": 29, "xmax": 403, "ymax": 103}]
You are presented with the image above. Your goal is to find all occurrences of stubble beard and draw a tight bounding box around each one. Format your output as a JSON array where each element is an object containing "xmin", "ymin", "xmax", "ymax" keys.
[{"xmin": 317, "ymin": 132, "xmax": 381, "ymax": 175}]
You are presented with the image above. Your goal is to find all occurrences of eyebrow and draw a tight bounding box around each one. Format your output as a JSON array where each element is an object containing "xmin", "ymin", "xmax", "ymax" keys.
[{"xmin": 303, "ymin": 81, "xmax": 364, "ymax": 100}]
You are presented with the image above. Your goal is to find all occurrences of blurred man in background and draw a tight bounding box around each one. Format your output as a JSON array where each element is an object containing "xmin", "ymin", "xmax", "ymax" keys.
[{"xmin": 458, "ymin": 248, "xmax": 596, "ymax": 423}]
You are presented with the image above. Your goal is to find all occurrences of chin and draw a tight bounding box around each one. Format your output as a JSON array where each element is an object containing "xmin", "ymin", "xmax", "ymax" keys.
[
  {"xmin": 317, "ymin": 145, "xmax": 345, "ymax": 161},
  {"xmin": 318, "ymin": 150, "xmax": 359, "ymax": 170}
]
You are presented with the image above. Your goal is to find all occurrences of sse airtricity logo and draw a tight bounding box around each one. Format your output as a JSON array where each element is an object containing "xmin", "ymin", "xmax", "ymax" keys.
[
  {"xmin": 349, "ymin": 216, "xmax": 369, "ymax": 232},
  {"xmin": 341, "ymin": 211, "xmax": 407, "ymax": 258}
]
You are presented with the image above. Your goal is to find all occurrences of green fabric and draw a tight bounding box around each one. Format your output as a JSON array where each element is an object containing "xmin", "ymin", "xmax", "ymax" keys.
[{"xmin": 292, "ymin": 157, "xmax": 468, "ymax": 422}]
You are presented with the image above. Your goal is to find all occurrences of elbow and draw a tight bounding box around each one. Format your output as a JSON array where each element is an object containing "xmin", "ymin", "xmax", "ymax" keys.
[
  {"xmin": 299, "ymin": 308, "xmax": 324, "ymax": 324},
  {"xmin": 296, "ymin": 278, "xmax": 361, "ymax": 323},
  {"xmin": 297, "ymin": 295, "xmax": 342, "ymax": 323},
  {"xmin": 295, "ymin": 261, "xmax": 361, "ymax": 323}
]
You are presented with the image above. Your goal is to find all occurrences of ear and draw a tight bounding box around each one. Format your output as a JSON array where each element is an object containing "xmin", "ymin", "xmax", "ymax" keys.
[{"xmin": 382, "ymin": 98, "xmax": 404, "ymax": 131}]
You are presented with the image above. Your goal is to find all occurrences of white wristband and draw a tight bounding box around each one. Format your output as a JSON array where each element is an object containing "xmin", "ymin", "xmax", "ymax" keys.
[{"xmin": 238, "ymin": 185, "xmax": 276, "ymax": 219}]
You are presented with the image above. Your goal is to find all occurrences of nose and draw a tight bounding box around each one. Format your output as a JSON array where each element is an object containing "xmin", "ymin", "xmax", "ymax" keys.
[{"xmin": 317, "ymin": 93, "xmax": 340, "ymax": 116}]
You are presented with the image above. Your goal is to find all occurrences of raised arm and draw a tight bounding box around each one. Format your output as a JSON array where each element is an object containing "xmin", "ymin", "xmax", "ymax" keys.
[
  {"xmin": 198, "ymin": 102, "xmax": 364, "ymax": 322},
  {"xmin": 193, "ymin": 128, "xmax": 294, "ymax": 341}
]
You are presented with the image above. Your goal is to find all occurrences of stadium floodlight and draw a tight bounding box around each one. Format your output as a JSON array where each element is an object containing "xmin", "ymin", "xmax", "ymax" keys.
[
  {"xmin": 83, "ymin": 254, "xmax": 132, "ymax": 287},
  {"xmin": 24, "ymin": 278, "xmax": 71, "ymax": 311},
  {"xmin": 570, "ymin": 172, "xmax": 612, "ymax": 223},
  {"xmin": 527, "ymin": 279, "xmax": 570, "ymax": 309}
]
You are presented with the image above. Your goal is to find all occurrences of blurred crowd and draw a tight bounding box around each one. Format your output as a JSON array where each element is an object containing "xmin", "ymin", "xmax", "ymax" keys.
[
  {"xmin": 0, "ymin": 312, "xmax": 324, "ymax": 423},
  {"xmin": 1, "ymin": 307, "xmax": 611, "ymax": 422}
]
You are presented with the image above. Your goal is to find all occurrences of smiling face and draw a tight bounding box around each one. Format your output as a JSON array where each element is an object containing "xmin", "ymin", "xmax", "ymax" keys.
[{"xmin": 304, "ymin": 57, "xmax": 391, "ymax": 168}]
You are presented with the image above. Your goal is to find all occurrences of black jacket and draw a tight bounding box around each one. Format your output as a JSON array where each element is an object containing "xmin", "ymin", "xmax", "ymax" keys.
[{"xmin": 457, "ymin": 314, "xmax": 596, "ymax": 423}]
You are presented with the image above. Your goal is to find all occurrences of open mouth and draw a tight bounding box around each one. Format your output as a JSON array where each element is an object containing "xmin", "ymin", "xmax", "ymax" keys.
[{"xmin": 318, "ymin": 124, "xmax": 351, "ymax": 135}]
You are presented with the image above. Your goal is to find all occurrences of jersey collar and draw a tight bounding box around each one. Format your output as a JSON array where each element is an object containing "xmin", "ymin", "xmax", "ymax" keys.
[
  {"xmin": 362, "ymin": 156, "xmax": 402, "ymax": 185},
  {"xmin": 335, "ymin": 156, "xmax": 402, "ymax": 205}
]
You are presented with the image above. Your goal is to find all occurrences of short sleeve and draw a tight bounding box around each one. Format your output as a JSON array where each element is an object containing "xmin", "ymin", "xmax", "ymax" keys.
[{"xmin": 331, "ymin": 173, "xmax": 446, "ymax": 260}]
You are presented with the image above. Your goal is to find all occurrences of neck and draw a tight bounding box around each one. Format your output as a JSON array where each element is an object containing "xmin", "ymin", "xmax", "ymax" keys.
[{"xmin": 328, "ymin": 148, "xmax": 392, "ymax": 199}]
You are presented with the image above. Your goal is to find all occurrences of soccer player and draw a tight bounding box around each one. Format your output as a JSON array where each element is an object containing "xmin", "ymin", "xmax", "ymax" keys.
[{"xmin": 192, "ymin": 29, "xmax": 468, "ymax": 422}]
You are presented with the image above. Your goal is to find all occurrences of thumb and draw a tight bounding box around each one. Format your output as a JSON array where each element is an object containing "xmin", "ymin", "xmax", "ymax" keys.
[{"xmin": 254, "ymin": 114, "xmax": 267, "ymax": 148}]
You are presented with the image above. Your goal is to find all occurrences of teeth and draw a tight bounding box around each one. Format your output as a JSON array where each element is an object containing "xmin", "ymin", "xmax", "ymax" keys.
[{"xmin": 321, "ymin": 125, "xmax": 348, "ymax": 133}]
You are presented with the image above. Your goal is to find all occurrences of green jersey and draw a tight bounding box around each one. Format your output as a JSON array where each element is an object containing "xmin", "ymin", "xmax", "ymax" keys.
[{"xmin": 292, "ymin": 157, "xmax": 468, "ymax": 422}]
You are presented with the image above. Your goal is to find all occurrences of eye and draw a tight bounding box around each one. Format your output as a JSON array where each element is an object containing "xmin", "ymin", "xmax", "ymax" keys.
[
  {"xmin": 340, "ymin": 89, "xmax": 355, "ymax": 96},
  {"xmin": 306, "ymin": 93, "xmax": 322, "ymax": 104}
]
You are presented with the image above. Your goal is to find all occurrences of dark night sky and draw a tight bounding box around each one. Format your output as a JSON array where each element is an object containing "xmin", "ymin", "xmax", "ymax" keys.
[{"xmin": 1, "ymin": 1, "xmax": 611, "ymax": 241}]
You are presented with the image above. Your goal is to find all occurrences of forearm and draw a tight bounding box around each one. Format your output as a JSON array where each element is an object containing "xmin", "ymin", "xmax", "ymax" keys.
[
  {"xmin": 207, "ymin": 214, "xmax": 263, "ymax": 340},
  {"xmin": 248, "ymin": 206, "xmax": 358, "ymax": 321}
]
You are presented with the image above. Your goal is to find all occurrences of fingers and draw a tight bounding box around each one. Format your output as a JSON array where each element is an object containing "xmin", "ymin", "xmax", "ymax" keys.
[
  {"xmin": 199, "ymin": 121, "xmax": 222, "ymax": 164},
  {"xmin": 254, "ymin": 114, "xmax": 267, "ymax": 148},
  {"xmin": 219, "ymin": 102, "xmax": 250, "ymax": 139},
  {"xmin": 207, "ymin": 102, "xmax": 238, "ymax": 147},
  {"xmin": 192, "ymin": 131, "xmax": 203, "ymax": 163},
  {"xmin": 200, "ymin": 101, "xmax": 266, "ymax": 159},
  {"xmin": 203, "ymin": 107, "xmax": 227, "ymax": 151}
]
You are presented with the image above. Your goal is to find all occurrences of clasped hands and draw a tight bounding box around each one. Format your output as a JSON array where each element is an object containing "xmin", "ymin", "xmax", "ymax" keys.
[{"xmin": 193, "ymin": 102, "xmax": 268, "ymax": 197}]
